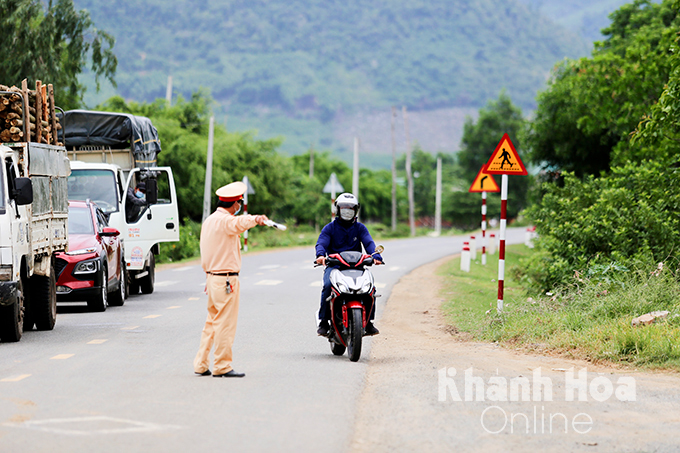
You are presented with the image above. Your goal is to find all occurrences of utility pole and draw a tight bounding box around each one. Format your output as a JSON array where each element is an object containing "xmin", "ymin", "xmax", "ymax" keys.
[
  {"xmin": 403, "ymin": 106, "xmax": 415, "ymax": 236},
  {"xmin": 391, "ymin": 106, "xmax": 397, "ymax": 232},
  {"xmin": 435, "ymin": 156, "xmax": 442, "ymax": 236},
  {"xmin": 352, "ymin": 137, "xmax": 359, "ymax": 198},
  {"xmin": 165, "ymin": 75, "xmax": 173, "ymax": 106},
  {"xmin": 202, "ymin": 115, "xmax": 215, "ymax": 222}
]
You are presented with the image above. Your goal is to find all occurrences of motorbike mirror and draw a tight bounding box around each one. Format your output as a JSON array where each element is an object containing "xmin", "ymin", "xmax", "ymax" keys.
[{"xmin": 373, "ymin": 245, "xmax": 384, "ymax": 255}]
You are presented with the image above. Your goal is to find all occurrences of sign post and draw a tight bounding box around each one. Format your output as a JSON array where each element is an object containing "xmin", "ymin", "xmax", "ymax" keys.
[
  {"xmin": 323, "ymin": 173, "xmax": 344, "ymax": 220},
  {"xmin": 469, "ymin": 165, "xmax": 500, "ymax": 265},
  {"xmin": 484, "ymin": 133, "xmax": 527, "ymax": 312},
  {"xmin": 242, "ymin": 176, "xmax": 256, "ymax": 252}
]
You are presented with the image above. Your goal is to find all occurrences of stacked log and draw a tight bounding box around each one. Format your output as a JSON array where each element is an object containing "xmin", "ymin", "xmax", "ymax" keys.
[{"xmin": 0, "ymin": 79, "xmax": 61, "ymax": 145}]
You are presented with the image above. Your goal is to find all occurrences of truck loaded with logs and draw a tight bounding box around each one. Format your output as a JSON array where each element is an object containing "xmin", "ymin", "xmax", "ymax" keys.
[{"xmin": 0, "ymin": 79, "xmax": 69, "ymax": 342}]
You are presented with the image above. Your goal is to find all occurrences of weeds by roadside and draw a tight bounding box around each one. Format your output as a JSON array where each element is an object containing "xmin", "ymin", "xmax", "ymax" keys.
[{"xmin": 440, "ymin": 244, "xmax": 680, "ymax": 370}]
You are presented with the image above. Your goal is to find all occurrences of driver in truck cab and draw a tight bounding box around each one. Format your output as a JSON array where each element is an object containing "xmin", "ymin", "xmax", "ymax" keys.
[
  {"xmin": 125, "ymin": 181, "xmax": 147, "ymax": 223},
  {"xmin": 314, "ymin": 192, "xmax": 383, "ymax": 337}
]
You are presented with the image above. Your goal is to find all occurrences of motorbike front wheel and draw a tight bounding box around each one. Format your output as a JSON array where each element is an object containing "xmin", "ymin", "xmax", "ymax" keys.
[{"xmin": 347, "ymin": 307, "xmax": 363, "ymax": 362}]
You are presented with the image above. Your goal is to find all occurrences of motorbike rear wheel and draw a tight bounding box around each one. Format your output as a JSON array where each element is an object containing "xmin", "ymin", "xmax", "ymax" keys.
[
  {"xmin": 330, "ymin": 341, "xmax": 346, "ymax": 356},
  {"xmin": 347, "ymin": 307, "xmax": 363, "ymax": 362}
]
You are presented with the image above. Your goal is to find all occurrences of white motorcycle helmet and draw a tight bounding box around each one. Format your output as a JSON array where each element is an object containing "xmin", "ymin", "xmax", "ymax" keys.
[{"xmin": 335, "ymin": 193, "xmax": 360, "ymax": 223}]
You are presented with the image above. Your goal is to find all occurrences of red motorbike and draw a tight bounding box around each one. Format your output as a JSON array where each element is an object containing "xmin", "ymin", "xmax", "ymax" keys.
[{"xmin": 320, "ymin": 246, "xmax": 384, "ymax": 362}]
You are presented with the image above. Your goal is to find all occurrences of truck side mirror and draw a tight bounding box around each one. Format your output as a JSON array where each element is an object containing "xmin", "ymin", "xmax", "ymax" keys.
[
  {"xmin": 146, "ymin": 178, "xmax": 158, "ymax": 205},
  {"xmin": 13, "ymin": 177, "xmax": 33, "ymax": 206}
]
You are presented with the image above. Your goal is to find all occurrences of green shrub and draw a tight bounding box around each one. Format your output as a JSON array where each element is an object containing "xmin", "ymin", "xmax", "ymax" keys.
[
  {"xmin": 157, "ymin": 218, "xmax": 201, "ymax": 263},
  {"xmin": 525, "ymin": 161, "xmax": 680, "ymax": 288}
]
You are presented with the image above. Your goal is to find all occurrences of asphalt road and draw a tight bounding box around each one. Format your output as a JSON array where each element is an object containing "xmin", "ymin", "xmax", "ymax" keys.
[{"xmin": 0, "ymin": 228, "xmax": 526, "ymax": 452}]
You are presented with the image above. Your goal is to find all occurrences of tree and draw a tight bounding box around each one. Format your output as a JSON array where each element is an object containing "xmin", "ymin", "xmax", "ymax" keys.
[
  {"xmin": 633, "ymin": 1, "xmax": 680, "ymax": 161},
  {"xmin": 525, "ymin": 0, "xmax": 680, "ymax": 176},
  {"xmin": 0, "ymin": 0, "xmax": 117, "ymax": 108}
]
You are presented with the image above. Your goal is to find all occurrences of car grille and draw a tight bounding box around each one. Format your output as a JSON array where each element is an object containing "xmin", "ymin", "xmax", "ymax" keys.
[{"xmin": 55, "ymin": 258, "xmax": 68, "ymax": 278}]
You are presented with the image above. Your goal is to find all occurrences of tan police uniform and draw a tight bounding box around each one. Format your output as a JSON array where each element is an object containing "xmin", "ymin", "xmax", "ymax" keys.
[{"xmin": 194, "ymin": 181, "xmax": 259, "ymax": 376}]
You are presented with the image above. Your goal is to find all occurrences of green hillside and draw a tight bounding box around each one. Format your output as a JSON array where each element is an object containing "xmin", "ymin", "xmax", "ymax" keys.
[{"xmin": 73, "ymin": 0, "xmax": 599, "ymax": 162}]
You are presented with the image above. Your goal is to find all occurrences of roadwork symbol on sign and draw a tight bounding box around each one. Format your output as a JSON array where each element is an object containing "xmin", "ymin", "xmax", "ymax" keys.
[
  {"xmin": 485, "ymin": 133, "xmax": 528, "ymax": 175},
  {"xmin": 469, "ymin": 165, "xmax": 500, "ymax": 193}
]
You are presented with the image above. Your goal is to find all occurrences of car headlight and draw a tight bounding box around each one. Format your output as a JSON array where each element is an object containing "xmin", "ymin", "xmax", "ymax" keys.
[
  {"xmin": 74, "ymin": 260, "xmax": 99, "ymax": 274},
  {"xmin": 66, "ymin": 247, "xmax": 97, "ymax": 256}
]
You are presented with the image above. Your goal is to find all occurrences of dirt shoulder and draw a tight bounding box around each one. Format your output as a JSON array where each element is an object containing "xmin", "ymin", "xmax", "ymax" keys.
[{"xmin": 350, "ymin": 256, "xmax": 680, "ymax": 453}]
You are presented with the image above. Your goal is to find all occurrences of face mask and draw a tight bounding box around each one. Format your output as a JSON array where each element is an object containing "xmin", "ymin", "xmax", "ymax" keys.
[
  {"xmin": 339, "ymin": 207, "xmax": 354, "ymax": 221},
  {"xmin": 135, "ymin": 190, "xmax": 144, "ymax": 199},
  {"xmin": 234, "ymin": 201, "xmax": 242, "ymax": 215}
]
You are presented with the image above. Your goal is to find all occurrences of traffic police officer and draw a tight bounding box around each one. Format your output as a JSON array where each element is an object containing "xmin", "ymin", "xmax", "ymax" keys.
[{"xmin": 194, "ymin": 181, "xmax": 268, "ymax": 378}]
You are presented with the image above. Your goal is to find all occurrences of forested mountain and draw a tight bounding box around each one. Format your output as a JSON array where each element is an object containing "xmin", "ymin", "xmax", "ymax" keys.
[{"xmin": 73, "ymin": 0, "xmax": 626, "ymax": 163}]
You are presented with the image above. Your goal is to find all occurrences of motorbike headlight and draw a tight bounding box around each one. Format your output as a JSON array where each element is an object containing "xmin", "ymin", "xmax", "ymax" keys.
[
  {"xmin": 74, "ymin": 259, "xmax": 99, "ymax": 274},
  {"xmin": 336, "ymin": 281, "xmax": 349, "ymax": 293},
  {"xmin": 359, "ymin": 279, "xmax": 373, "ymax": 294}
]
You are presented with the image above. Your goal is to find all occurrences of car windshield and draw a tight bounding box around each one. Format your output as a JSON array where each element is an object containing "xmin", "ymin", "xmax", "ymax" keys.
[
  {"xmin": 68, "ymin": 206, "xmax": 94, "ymax": 235},
  {"xmin": 68, "ymin": 169, "xmax": 118, "ymax": 213}
]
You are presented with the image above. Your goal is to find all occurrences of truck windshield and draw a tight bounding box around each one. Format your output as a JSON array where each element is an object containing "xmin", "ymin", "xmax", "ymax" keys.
[
  {"xmin": 68, "ymin": 206, "xmax": 94, "ymax": 235},
  {"xmin": 68, "ymin": 169, "xmax": 118, "ymax": 214}
]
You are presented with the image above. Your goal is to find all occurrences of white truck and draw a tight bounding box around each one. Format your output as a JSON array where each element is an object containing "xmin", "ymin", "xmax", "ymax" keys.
[
  {"xmin": 60, "ymin": 110, "xmax": 179, "ymax": 296},
  {"xmin": 0, "ymin": 142, "xmax": 70, "ymax": 342}
]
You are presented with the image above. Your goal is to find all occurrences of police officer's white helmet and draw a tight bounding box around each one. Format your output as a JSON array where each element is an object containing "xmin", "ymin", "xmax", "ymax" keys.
[{"xmin": 335, "ymin": 193, "xmax": 360, "ymax": 222}]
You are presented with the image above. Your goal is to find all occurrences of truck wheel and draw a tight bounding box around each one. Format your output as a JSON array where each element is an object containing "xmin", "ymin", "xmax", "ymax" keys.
[
  {"xmin": 0, "ymin": 278, "xmax": 25, "ymax": 342},
  {"xmin": 87, "ymin": 267, "xmax": 108, "ymax": 312},
  {"xmin": 108, "ymin": 258, "xmax": 126, "ymax": 307},
  {"xmin": 33, "ymin": 260, "xmax": 57, "ymax": 331},
  {"xmin": 140, "ymin": 254, "xmax": 155, "ymax": 295}
]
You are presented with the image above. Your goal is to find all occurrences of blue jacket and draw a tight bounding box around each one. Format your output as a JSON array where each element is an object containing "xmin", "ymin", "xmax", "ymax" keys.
[{"xmin": 315, "ymin": 219, "xmax": 383, "ymax": 261}]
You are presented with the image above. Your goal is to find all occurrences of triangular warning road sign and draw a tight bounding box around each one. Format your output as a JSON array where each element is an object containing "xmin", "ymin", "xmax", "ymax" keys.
[
  {"xmin": 469, "ymin": 165, "xmax": 500, "ymax": 193},
  {"xmin": 485, "ymin": 133, "xmax": 528, "ymax": 175}
]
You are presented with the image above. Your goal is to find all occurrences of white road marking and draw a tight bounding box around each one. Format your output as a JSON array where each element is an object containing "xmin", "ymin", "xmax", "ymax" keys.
[
  {"xmin": 1, "ymin": 374, "xmax": 31, "ymax": 382},
  {"xmin": 172, "ymin": 266, "xmax": 195, "ymax": 272},
  {"xmin": 188, "ymin": 297, "xmax": 199, "ymax": 300},
  {"xmin": 375, "ymin": 283, "xmax": 386, "ymax": 289},
  {"xmin": 166, "ymin": 306, "xmax": 181, "ymax": 309},
  {"xmin": 87, "ymin": 339, "xmax": 107, "ymax": 345},
  {"xmin": 198, "ymin": 282, "xmax": 206, "ymax": 286},
  {"xmin": 154, "ymin": 281, "xmax": 177, "ymax": 287},
  {"xmin": 389, "ymin": 266, "xmax": 401, "ymax": 271},
  {"xmin": 1, "ymin": 416, "xmax": 182, "ymax": 435},
  {"xmin": 309, "ymin": 281, "xmax": 323, "ymax": 287},
  {"xmin": 259, "ymin": 264, "xmax": 280, "ymax": 270},
  {"xmin": 121, "ymin": 326, "xmax": 139, "ymax": 330},
  {"xmin": 51, "ymin": 354, "xmax": 74, "ymax": 360},
  {"xmin": 143, "ymin": 315, "xmax": 161, "ymax": 319},
  {"xmin": 254, "ymin": 280, "xmax": 283, "ymax": 286}
]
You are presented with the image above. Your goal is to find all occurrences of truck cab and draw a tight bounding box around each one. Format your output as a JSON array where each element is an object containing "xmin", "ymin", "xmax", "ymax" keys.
[{"xmin": 67, "ymin": 160, "xmax": 179, "ymax": 295}]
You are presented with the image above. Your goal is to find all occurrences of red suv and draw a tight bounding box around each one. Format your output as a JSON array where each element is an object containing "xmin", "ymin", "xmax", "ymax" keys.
[{"xmin": 55, "ymin": 200, "xmax": 126, "ymax": 311}]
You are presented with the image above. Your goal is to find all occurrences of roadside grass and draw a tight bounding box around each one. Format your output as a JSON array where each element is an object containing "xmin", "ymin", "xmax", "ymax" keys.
[{"xmin": 440, "ymin": 244, "xmax": 680, "ymax": 370}]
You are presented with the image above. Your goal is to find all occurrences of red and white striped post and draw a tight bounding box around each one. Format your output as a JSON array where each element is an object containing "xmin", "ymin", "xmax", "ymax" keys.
[
  {"xmin": 497, "ymin": 175, "xmax": 508, "ymax": 312},
  {"xmin": 481, "ymin": 191, "xmax": 487, "ymax": 265},
  {"xmin": 243, "ymin": 175, "xmax": 250, "ymax": 252},
  {"xmin": 461, "ymin": 242, "xmax": 471, "ymax": 272}
]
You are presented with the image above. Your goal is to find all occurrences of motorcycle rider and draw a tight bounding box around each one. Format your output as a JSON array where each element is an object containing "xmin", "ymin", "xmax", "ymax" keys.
[{"xmin": 315, "ymin": 192, "xmax": 383, "ymax": 337}]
